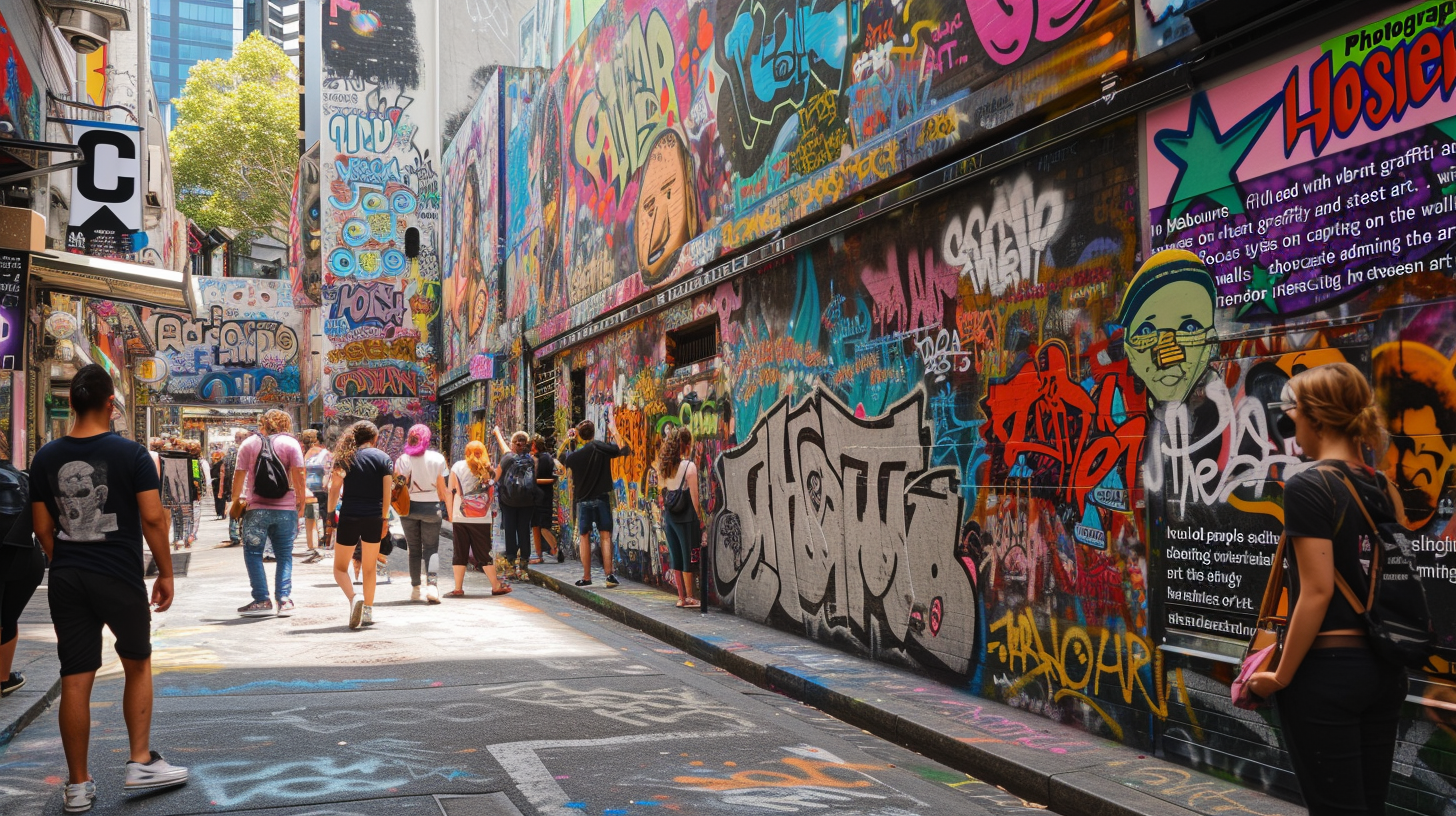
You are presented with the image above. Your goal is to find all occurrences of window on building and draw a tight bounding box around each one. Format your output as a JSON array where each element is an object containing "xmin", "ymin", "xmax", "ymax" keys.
[
  {"xmin": 179, "ymin": 22, "xmax": 232, "ymax": 45},
  {"xmin": 177, "ymin": 1, "xmax": 230, "ymax": 24},
  {"xmin": 151, "ymin": 60, "xmax": 169, "ymax": 77},
  {"xmin": 666, "ymin": 320, "xmax": 719, "ymax": 371},
  {"xmin": 570, "ymin": 369, "xmax": 586, "ymax": 426},
  {"xmin": 153, "ymin": 20, "xmax": 170, "ymax": 36},
  {"xmin": 153, "ymin": 40, "xmax": 170, "ymax": 57},
  {"xmin": 155, "ymin": 81, "xmax": 171, "ymax": 101}
]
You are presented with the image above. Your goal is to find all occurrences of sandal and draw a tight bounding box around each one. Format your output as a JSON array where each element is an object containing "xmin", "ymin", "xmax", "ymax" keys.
[
  {"xmin": 675, "ymin": 600, "xmax": 685, "ymax": 608},
  {"xmin": 682, "ymin": 599, "xmax": 701, "ymax": 608},
  {"xmin": 446, "ymin": 589, "xmax": 465, "ymax": 597},
  {"xmin": 528, "ymin": 557, "xmax": 543, "ymax": 564},
  {"xmin": 491, "ymin": 585, "xmax": 513, "ymax": 596}
]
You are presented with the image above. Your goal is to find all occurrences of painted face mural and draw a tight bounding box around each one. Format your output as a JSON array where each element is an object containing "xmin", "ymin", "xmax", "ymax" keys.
[
  {"xmin": 634, "ymin": 130, "xmax": 696, "ymax": 285},
  {"xmin": 1374, "ymin": 341, "xmax": 1456, "ymax": 531},
  {"xmin": 1116, "ymin": 249, "xmax": 1217, "ymax": 403}
]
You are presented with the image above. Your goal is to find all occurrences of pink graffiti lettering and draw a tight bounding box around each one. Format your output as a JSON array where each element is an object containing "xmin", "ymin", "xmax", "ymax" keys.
[
  {"xmin": 964, "ymin": 0, "xmax": 1098, "ymax": 65},
  {"xmin": 861, "ymin": 245, "xmax": 958, "ymax": 333}
]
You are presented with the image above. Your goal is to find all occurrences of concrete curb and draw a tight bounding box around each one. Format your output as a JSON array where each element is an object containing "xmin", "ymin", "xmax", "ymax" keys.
[
  {"xmin": 527, "ymin": 566, "xmax": 1292, "ymax": 816},
  {"xmin": 0, "ymin": 675, "xmax": 60, "ymax": 748}
]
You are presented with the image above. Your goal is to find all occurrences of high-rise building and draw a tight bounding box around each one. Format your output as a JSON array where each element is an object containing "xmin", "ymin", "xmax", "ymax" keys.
[
  {"xmin": 241, "ymin": 0, "xmax": 299, "ymax": 68},
  {"xmin": 151, "ymin": 0, "xmax": 239, "ymax": 127}
]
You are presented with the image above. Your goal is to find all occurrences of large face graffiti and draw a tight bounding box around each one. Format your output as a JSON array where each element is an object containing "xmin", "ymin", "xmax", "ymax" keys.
[
  {"xmin": 1115, "ymin": 249, "xmax": 1217, "ymax": 404},
  {"xmin": 634, "ymin": 129, "xmax": 697, "ymax": 286},
  {"xmin": 1374, "ymin": 340, "xmax": 1456, "ymax": 532}
]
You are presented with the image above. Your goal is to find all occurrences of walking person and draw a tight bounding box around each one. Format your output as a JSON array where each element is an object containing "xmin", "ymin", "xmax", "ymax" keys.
[
  {"xmin": 494, "ymin": 427, "xmax": 538, "ymax": 579},
  {"xmin": 529, "ymin": 434, "xmax": 562, "ymax": 564},
  {"xmin": 209, "ymin": 451, "xmax": 225, "ymax": 520},
  {"xmin": 560, "ymin": 420, "xmax": 630, "ymax": 587},
  {"xmin": 328, "ymin": 421, "xmax": 393, "ymax": 629},
  {"xmin": 231, "ymin": 411, "xmax": 307, "ymax": 618},
  {"xmin": 656, "ymin": 427, "xmax": 702, "ymax": 608},
  {"xmin": 30, "ymin": 364, "xmax": 188, "ymax": 812},
  {"xmin": 1248, "ymin": 362, "xmax": 1407, "ymax": 816},
  {"xmin": 223, "ymin": 430, "xmax": 249, "ymax": 547},
  {"xmin": 446, "ymin": 440, "xmax": 511, "ymax": 597},
  {"xmin": 0, "ymin": 459, "xmax": 40, "ymax": 698},
  {"xmin": 299, "ymin": 430, "xmax": 328, "ymax": 564},
  {"xmin": 396, "ymin": 424, "xmax": 451, "ymax": 603}
]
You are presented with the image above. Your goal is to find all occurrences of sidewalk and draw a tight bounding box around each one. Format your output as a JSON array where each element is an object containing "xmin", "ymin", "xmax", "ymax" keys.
[{"xmin": 526, "ymin": 561, "xmax": 1304, "ymax": 816}]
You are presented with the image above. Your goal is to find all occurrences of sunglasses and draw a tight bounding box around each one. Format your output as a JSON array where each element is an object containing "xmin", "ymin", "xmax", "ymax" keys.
[{"xmin": 1267, "ymin": 384, "xmax": 1298, "ymax": 438}]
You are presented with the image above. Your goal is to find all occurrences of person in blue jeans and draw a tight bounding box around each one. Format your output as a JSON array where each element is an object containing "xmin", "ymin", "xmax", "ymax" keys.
[
  {"xmin": 230, "ymin": 410, "xmax": 307, "ymax": 617},
  {"xmin": 559, "ymin": 419, "xmax": 629, "ymax": 587}
]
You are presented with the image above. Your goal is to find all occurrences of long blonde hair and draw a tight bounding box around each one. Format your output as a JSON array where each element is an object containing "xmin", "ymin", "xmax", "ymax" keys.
[
  {"xmin": 464, "ymin": 440, "xmax": 491, "ymax": 480},
  {"xmin": 1288, "ymin": 362, "xmax": 1388, "ymax": 456}
]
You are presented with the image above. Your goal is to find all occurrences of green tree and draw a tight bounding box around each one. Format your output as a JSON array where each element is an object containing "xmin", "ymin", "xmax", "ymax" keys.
[{"xmin": 171, "ymin": 33, "xmax": 297, "ymax": 245}]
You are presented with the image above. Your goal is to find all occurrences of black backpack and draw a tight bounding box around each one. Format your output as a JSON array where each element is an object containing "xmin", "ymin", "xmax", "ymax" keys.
[
  {"xmin": 1326, "ymin": 468, "xmax": 1436, "ymax": 671},
  {"xmin": 499, "ymin": 454, "xmax": 540, "ymax": 507},
  {"xmin": 251, "ymin": 434, "xmax": 292, "ymax": 500}
]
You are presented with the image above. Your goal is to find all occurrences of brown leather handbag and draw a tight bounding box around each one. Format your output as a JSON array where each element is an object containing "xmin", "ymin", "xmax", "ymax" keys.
[{"xmin": 390, "ymin": 481, "xmax": 410, "ymax": 517}]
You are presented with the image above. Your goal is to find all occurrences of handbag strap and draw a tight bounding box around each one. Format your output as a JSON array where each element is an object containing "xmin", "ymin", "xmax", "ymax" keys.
[
  {"xmin": 1257, "ymin": 531, "xmax": 1289, "ymax": 623},
  {"xmin": 1321, "ymin": 467, "xmax": 1383, "ymax": 611}
]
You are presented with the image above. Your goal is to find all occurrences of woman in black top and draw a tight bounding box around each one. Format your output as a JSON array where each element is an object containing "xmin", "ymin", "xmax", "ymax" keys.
[
  {"xmin": 1250, "ymin": 362, "xmax": 1406, "ymax": 816},
  {"xmin": 529, "ymin": 434, "xmax": 561, "ymax": 564},
  {"xmin": 327, "ymin": 421, "xmax": 394, "ymax": 630}
]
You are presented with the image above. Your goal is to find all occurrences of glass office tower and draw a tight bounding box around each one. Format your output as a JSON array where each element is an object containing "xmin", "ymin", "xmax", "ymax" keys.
[{"xmin": 150, "ymin": 0, "xmax": 237, "ymax": 127}]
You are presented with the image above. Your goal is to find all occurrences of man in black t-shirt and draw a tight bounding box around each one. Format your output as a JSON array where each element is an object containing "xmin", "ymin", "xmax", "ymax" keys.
[
  {"xmin": 560, "ymin": 420, "xmax": 629, "ymax": 587},
  {"xmin": 31, "ymin": 365, "xmax": 188, "ymax": 812}
]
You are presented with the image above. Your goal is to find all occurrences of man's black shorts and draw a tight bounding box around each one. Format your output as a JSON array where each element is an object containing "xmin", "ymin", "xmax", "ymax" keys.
[{"xmin": 48, "ymin": 567, "xmax": 151, "ymax": 676}]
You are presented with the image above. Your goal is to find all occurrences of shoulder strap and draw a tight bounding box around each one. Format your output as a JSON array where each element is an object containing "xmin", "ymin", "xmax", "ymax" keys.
[
  {"xmin": 1257, "ymin": 532, "xmax": 1289, "ymax": 622},
  {"xmin": 1323, "ymin": 467, "xmax": 1382, "ymax": 610}
]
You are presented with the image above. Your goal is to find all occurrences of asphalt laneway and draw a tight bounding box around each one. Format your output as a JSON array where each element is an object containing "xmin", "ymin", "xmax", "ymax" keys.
[{"xmin": 0, "ymin": 517, "xmax": 1052, "ymax": 816}]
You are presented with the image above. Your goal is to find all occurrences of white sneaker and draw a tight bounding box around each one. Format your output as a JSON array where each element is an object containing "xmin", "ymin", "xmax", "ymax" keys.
[
  {"xmin": 425, "ymin": 584, "xmax": 439, "ymax": 604},
  {"xmin": 349, "ymin": 596, "xmax": 364, "ymax": 629},
  {"xmin": 124, "ymin": 750, "xmax": 189, "ymax": 790},
  {"xmin": 63, "ymin": 780, "xmax": 95, "ymax": 812},
  {"xmin": 362, "ymin": 605, "xmax": 374, "ymax": 626},
  {"xmin": 410, "ymin": 586, "xmax": 421, "ymax": 602},
  {"xmin": 377, "ymin": 566, "xmax": 392, "ymax": 584}
]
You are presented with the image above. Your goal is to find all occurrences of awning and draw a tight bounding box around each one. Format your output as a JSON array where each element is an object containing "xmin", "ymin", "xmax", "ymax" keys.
[
  {"xmin": 0, "ymin": 137, "xmax": 84, "ymax": 185},
  {"xmin": 30, "ymin": 250, "xmax": 191, "ymax": 311}
]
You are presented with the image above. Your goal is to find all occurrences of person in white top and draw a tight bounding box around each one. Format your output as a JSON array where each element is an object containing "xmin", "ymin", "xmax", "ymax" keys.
[
  {"xmin": 445, "ymin": 440, "xmax": 512, "ymax": 597},
  {"xmin": 395, "ymin": 424, "xmax": 452, "ymax": 604}
]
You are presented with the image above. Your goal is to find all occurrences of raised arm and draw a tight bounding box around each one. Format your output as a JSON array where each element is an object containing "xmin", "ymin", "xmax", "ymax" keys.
[{"xmin": 492, "ymin": 426, "xmax": 510, "ymax": 456}]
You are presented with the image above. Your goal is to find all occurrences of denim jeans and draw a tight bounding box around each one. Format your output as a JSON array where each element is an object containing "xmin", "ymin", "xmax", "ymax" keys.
[
  {"xmin": 401, "ymin": 501, "xmax": 442, "ymax": 586},
  {"xmin": 242, "ymin": 509, "xmax": 298, "ymax": 602}
]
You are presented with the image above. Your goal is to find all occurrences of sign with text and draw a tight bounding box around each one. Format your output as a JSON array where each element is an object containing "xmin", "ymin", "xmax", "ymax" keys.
[
  {"xmin": 63, "ymin": 119, "xmax": 143, "ymax": 258},
  {"xmin": 0, "ymin": 249, "xmax": 26, "ymax": 370}
]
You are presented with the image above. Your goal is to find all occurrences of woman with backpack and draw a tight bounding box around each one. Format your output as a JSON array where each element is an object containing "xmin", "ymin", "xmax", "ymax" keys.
[
  {"xmin": 1248, "ymin": 363, "xmax": 1408, "ymax": 816},
  {"xmin": 529, "ymin": 434, "xmax": 562, "ymax": 564},
  {"xmin": 446, "ymin": 440, "xmax": 511, "ymax": 597},
  {"xmin": 395, "ymin": 424, "xmax": 452, "ymax": 604},
  {"xmin": 493, "ymin": 427, "xmax": 538, "ymax": 579},
  {"xmin": 656, "ymin": 427, "xmax": 702, "ymax": 608},
  {"xmin": 327, "ymin": 420, "xmax": 394, "ymax": 630}
]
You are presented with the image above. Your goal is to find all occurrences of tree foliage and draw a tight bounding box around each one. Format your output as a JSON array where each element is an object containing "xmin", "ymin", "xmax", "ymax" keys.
[{"xmin": 171, "ymin": 33, "xmax": 297, "ymax": 245}]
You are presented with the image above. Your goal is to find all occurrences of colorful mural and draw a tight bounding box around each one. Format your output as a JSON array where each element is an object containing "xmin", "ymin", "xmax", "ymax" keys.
[
  {"xmin": 140, "ymin": 279, "xmax": 308, "ymax": 405},
  {"xmin": 0, "ymin": 11, "xmax": 40, "ymax": 142},
  {"xmin": 441, "ymin": 67, "xmax": 501, "ymax": 375},
  {"xmin": 319, "ymin": 0, "xmax": 440, "ymax": 449}
]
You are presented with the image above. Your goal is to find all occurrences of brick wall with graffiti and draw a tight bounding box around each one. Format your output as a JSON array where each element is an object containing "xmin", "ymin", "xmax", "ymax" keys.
[
  {"xmin": 318, "ymin": 0, "xmax": 440, "ymax": 451},
  {"xmin": 510, "ymin": 3, "xmax": 1456, "ymax": 805},
  {"xmin": 441, "ymin": 68, "xmax": 502, "ymax": 376},
  {"xmin": 137, "ymin": 279, "xmax": 309, "ymax": 405},
  {"xmin": 483, "ymin": 0, "xmax": 1138, "ymax": 357}
]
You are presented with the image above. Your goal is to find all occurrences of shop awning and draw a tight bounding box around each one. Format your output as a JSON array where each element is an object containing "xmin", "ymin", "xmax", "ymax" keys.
[
  {"xmin": 30, "ymin": 250, "xmax": 191, "ymax": 311},
  {"xmin": 0, "ymin": 137, "xmax": 85, "ymax": 185}
]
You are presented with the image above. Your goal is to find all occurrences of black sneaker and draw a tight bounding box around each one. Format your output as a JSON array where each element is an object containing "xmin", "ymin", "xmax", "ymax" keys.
[
  {"xmin": 556, "ymin": 549, "xmax": 565, "ymax": 563},
  {"xmin": 1, "ymin": 672, "xmax": 24, "ymax": 697},
  {"xmin": 605, "ymin": 574, "xmax": 620, "ymax": 587},
  {"xmin": 574, "ymin": 578, "xmax": 593, "ymax": 587}
]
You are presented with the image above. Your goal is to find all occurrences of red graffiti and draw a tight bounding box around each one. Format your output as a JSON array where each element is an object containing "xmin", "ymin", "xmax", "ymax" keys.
[
  {"xmin": 982, "ymin": 340, "xmax": 1145, "ymax": 513},
  {"xmin": 333, "ymin": 366, "xmax": 419, "ymax": 398},
  {"xmin": 861, "ymin": 245, "xmax": 958, "ymax": 333}
]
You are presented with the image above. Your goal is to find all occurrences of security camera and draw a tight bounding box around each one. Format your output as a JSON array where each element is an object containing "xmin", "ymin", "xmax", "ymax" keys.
[{"xmin": 56, "ymin": 8, "xmax": 110, "ymax": 54}]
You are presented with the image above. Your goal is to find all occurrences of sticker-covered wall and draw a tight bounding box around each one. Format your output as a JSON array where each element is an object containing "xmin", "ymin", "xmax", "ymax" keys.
[{"xmin": 319, "ymin": 0, "xmax": 441, "ymax": 453}]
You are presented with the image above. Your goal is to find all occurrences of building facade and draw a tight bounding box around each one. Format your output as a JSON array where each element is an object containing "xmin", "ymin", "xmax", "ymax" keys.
[{"xmin": 150, "ymin": 0, "xmax": 234, "ymax": 125}]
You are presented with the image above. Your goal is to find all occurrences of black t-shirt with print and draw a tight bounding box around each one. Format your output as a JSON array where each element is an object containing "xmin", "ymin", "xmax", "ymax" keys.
[
  {"xmin": 339, "ymin": 446, "xmax": 393, "ymax": 517},
  {"xmin": 31, "ymin": 432, "xmax": 161, "ymax": 591},
  {"xmin": 1283, "ymin": 460, "xmax": 1396, "ymax": 632}
]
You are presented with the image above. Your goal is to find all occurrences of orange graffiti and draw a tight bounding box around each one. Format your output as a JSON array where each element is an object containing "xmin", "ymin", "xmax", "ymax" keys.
[{"xmin": 673, "ymin": 757, "xmax": 884, "ymax": 791}]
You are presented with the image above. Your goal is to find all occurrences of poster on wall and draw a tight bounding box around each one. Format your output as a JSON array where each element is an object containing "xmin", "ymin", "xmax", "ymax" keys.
[
  {"xmin": 1144, "ymin": 0, "xmax": 1456, "ymax": 661},
  {"xmin": 62, "ymin": 119, "xmax": 143, "ymax": 258},
  {"xmin": 0, "ymin": 249, "xmax": 27, "ymax": 370}
]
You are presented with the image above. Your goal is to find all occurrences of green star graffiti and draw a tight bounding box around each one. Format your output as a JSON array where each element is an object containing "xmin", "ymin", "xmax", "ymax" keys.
[
  {"xmin": 1236, "ymin": 264, "xmax": 1284, "ymax": 318},
  {"xmin": 1155, "ymin": 92, "xmax": 1280, "ymax": 218}
]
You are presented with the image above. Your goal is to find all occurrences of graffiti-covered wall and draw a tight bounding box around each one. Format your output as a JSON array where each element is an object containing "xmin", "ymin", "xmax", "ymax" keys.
[
  {"xmin": 442, "ymin": 67, "xmax": 501, "ymax": 374},
  {"xmin": 505, "ymin": 3, "xmax": 1456, "ymax": 806},
  {"xmin": 138, "ymin": 279, "xmax": 309, "ymax": 405},
  {"xmin": 319, "ymin": 0, "xmax": 440, "ymax": 452}
]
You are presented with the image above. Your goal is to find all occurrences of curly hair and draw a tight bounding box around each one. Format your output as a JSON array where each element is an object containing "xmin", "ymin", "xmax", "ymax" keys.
[{"xmin": 333, "ymin": 421, "xmax": 378, "ymax": 471}]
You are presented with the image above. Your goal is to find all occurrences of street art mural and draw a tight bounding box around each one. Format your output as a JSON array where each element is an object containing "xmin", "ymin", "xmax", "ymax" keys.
[
  {"xmin": 0, "ymin": 10, "xmax": 41, "ymax": 141},
  {"xmin": 319, "ymin": 0, "xmax": 439, "ymax": 446},
  {"xmin": 442, "ymin": 68, "xmax": 500, "ymax": 375},
  {"xmin": 493, "ymin": 0, "xmax": 1132, "ymax": 354},
  {"xmin": 140, "ymin": 280, "xmax": 307, "ymax": 404},
  {"xmin": 1141, "ymin": 2, "xmax": 1456, "ymax": 803},
  {"xmin": 290, "ymin": 144, "xmax": 323, "ymax": 307}
]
